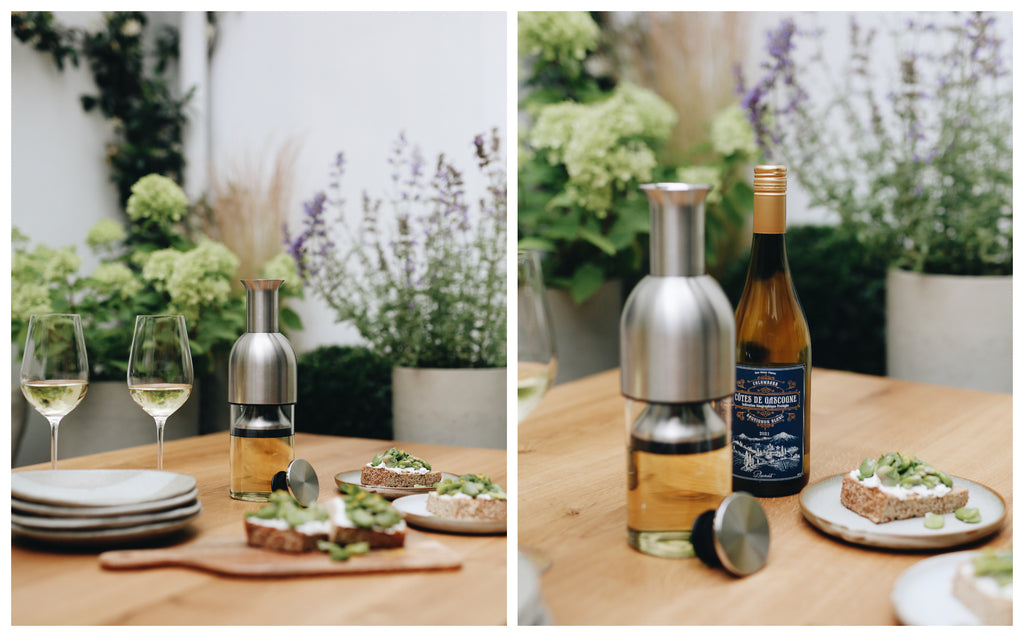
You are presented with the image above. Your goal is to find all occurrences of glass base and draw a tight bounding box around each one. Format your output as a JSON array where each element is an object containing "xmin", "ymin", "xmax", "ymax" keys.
[
  {"xmin": 230, "ymin": 490, "xmax": 271, "ymax": 502},
  {"xmin": 628, "ymin": 529, "xmax": 696, "ymax": 558}
]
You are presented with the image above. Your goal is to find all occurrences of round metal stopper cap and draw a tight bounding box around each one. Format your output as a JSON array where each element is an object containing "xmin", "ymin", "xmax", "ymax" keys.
[
  {"xmin": 692, "ymin": 491, "xmax": 770, "ymax": 576},
  {"xmin": 270, "ymin": 458, "xmax": 319, "ymax": 507}
]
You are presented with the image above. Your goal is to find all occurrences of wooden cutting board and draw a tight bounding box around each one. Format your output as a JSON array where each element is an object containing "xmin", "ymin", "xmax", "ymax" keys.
[{"xmin": 99, "ymin": 535, "xmax": 462, "ymax": 577}]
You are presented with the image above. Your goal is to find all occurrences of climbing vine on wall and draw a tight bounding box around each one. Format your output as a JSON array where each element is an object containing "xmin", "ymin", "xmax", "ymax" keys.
[{"xmin": 12, "ymin": 11, "xmax": 192, "ymax": 212}]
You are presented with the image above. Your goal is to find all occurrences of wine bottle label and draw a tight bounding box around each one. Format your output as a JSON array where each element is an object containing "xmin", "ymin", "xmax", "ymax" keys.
[{"xmin": 732, "ymin": 364, "xmax": 806, "ymax": 482}]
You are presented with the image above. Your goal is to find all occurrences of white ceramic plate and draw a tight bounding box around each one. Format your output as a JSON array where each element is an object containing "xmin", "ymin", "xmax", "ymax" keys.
[
  {"xmin": 11, "ymin": 499, "xmax": 202, "ymax": 531},
  {"xmin": 12, "ymin": 487, "xmax": 199, "ymax": 518},
  {"xmin": 11, "ymin": 509, "xmax": 201, "ymax": 546},
  {"xmin": 334, "ymin": 469, "xmax": 459, "ymax": 500},
  {"xmin": 891, "ymin": 551, "xmax": 985, "ymax": 625},
  {"xmin": 800, "ymin": 474, "xmax": 1006, "ymax": 549},
  {"xmin": 12, "ymin": 470, "xmax": 197, "ymax": 507},
  {"xmin": 392, "ymin": 493, "xmax": 506, "ymax": 535}
]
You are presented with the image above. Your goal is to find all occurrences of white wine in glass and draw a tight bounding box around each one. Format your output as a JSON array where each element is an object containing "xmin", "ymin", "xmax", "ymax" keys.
[
  {"xmin": 128, "ymin": 315, "xmax": 194, "ymax": 470},
  {"xmin": 518, "ymin": 250, "xmax": 558, "ymax": 423},
  {"xmin": 20, "ymin": 313, "xmax": 90, "ymax": 470}
]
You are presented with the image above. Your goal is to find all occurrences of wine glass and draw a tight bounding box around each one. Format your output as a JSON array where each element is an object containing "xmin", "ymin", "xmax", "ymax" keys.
[
  {"xmin": 518, "ymin": 250, "xmax": 558, "ymax": 422},
  {"xmin": 20, "ymin": 314, "xmax": 90, "ymax": 470},
  {"xmin": 517, "ymin": 250, "xmax": 558, "ymax": 574},
  {"xmin": 128, "ymin": 315, "xmax": 194, "ymax": 470}
]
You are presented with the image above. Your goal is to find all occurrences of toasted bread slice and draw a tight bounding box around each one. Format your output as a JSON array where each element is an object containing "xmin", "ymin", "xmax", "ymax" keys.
[
  {"xmin": 331, "ymin": 522, "xmax": 407, "ymax": 549},
  {"xmin": 244, "ymin": 518, "xmax": 328, "ymax": 553},
  {"xmin": 361, "ymin": 464, "xmax": 441, "ymax": 488},
  {"xmin": 839, "ymin": 473, "xmax": 968, "ymax": 524},
  {"xmin": 426, "ymin": 492, "xmax": 507, "ymax": 522}
]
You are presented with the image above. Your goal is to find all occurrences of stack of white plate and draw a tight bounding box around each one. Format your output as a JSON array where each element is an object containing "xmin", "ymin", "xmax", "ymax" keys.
[{"xmin": 12, "ymin": 469, "xmax": 202, "ymax": 546}]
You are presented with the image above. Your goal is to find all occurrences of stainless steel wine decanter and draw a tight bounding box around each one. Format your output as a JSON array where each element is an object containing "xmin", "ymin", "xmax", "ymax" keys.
[
  {"xmin": 228, "ymin": 279, "xmax": 297, "ymax": 501},
  {"xmin": 621, "ymin": 183, "xmax": 736, "ymax": 559}
]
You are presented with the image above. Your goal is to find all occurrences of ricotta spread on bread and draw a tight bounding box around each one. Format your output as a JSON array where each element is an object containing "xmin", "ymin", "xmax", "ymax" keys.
[
  {"xmin": 427, "ymin": 474, "xmax": 507, "ymax": 522},
  {"xmin": 952, "ymin": 549, "xmax": 1012, "ymax": 625},
  {"xmin": 361, "ymin": 447, "xmax": 442, "ymax": 488},
  {"xmin": 839, "ymin": 452, "xmax": 968, "ymax": 524}
]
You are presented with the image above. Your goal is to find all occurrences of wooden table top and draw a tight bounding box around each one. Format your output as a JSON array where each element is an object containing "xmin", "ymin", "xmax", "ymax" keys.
[
  {"xmin": 518, "ymin": 368, "xmax": 1013, "ymax": 625},
  {"xmin": 11, "ymin": 433, "xmax": 507, "ymax": 625}
]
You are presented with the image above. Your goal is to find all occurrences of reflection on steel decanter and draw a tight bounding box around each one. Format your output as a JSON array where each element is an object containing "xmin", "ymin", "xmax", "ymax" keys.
[
  {"xmin": 621, "ymin": 183, "xmax": 736, "ymax": 558},
  {"xmin": 228, "ymin": 279, "xmax": 297, "ymax": 501}
]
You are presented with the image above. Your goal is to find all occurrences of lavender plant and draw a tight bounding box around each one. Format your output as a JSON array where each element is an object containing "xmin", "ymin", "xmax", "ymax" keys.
[
  {"xmin": 285, "ymin": 130, "xmax": 507, "ymax": 369},
  {"xmin": 737, "ymin": 12, "xmax": 1011, "ymax": 275}
]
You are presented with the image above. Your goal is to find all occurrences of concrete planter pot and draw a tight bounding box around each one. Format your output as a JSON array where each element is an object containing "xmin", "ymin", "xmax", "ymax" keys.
[
  {"xmin": 545, "ymin": 279, "xmax": 623, "ymax": 385},
  {"xmin": 392, "ymin": 366, "xmax": 507, "ymax": 449},
  {"xmin": 14, "ymin": 380, "xmax": 201, "ymax": 467},
  {"xmin": 886, "ymin": 269, "xmax": 1011, "ymax": 393}
]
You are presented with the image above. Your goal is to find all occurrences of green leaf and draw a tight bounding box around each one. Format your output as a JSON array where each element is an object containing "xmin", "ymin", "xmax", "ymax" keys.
[
  {"xmin": 280, "ymin": 305, "xmax": 303, "ymax": 331},
  {"xmin": 568, "ymin": 263, "xmax": 605, "ymax": 304},
  {"xmin": 579, "ymin": 228, "xmax": 616, "ymax": 256},
  {"xmin": 517, "ymin": 237, "xmax": 556, "ymax": 252}
]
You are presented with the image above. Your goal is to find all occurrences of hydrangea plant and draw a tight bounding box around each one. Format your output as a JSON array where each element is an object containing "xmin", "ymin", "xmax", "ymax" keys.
[
  {"xmin": 736, "ymin": 12, "xmax": 1011, "ymax": 275},
  {"xmin": 11, "ymin": 174, "xmax": 301, "ymax": 380},
  {"xmin": 518, "ymin": 11, "xmax": 758, "ymax": 301},
  {"xmin": 518, "ymin": 12, "xmax": 680, "ymax": 303},
  {"xmin": 285, "ymin": 130, "xmax": 506, "ymax": 369}
]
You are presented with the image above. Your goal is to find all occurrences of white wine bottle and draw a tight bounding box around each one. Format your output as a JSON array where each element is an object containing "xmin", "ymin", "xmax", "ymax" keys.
[{"xmin": 732, "ymin": 165, "xmax": 811, "ymax": 497}]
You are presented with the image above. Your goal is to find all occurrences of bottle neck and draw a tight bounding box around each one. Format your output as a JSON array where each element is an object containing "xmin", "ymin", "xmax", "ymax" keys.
[
  {"xmin": 752, "ymin": 191, "xmax": 786, "ymax": 234},
  {"xmin": 748, "ymin": 233, "xmax": 790, "ymax": 280}
]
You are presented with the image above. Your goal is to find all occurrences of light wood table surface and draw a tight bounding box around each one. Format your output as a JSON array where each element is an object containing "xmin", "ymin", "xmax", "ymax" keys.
[
  {"xmin": 12, "ymin": 433, "xmax": 507, "ymax": 625},
  {"xmin": 518, "ymin": 368, "xmax": 1012, "ymax": 625}
]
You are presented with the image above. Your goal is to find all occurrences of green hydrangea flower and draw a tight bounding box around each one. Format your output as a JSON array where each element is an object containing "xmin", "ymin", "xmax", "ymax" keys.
[
  {"xmin": 677, "ymin": 165, "xmax": 723, "ymax": 205},
  {"xmin": 261, "ymin": 252, "xmax": 301, "ymax": 287},
  {"xmin": 140, "ymin": 248, "xmax": 182, "ymax": 291},
  {"xmin": 41, "ymin": 246, "xmax": 82, "ymax": 283},
  {"xmin": 530, "ymin": 83, "xmax": 677, "ymax": 216},
  {"xmin": 710, "ymin": 103, "xmax": 759, "ymax": 158},
  {"xmin": 519, "ymin": 11, "xmax": 599, "ymax": 77},
  {"xmin": 12, "ymin": 281, "xmax": 53, "ymax": 322},
  {"xmin": 86, "ymin": 218, "xmax": 127, "ymax": 248},
  {"xmin": 126, "ymin": 174, "xmax": 188, "ymax": 225},
  {"xmin": 91, "ymin": 262, "xmax": 142, "ymax": 300},
  {"xmin": 161, "ymin": 240, "xmax": 239, "ymax": 320}
]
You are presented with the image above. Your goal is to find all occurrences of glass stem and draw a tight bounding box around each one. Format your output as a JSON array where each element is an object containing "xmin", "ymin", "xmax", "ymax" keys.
[
  {"xmin": 154, "ymin": 416, "xmax": 168, "ymax": 471},
  {"xmin": 47, "ymin": 416, "xmax": 62, "ymax": 470}
]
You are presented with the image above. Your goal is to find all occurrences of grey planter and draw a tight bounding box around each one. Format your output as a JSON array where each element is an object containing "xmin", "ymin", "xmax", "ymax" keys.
[{"xmin": 886, "ymin": 269, "xmax": 1011, "ymax": 393}]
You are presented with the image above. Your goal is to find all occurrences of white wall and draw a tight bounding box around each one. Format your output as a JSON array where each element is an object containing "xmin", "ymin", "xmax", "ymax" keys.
[
  {"xmin": 11, "ymin": 11, "xmax": 508, "ymax": 355},
  {"xmin": 207, "ymin": 11, "xmax": 508, "ymax": 353},
  {"xmin": 11, "ymin": 12, "xmax": 122, "ymax": 276}
]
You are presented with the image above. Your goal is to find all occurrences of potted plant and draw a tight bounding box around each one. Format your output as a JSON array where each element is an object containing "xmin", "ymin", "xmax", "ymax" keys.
[
  {"xmin": 736, "ymin": 12, "xmax": 1011, "ymax": 392},
  {"xmin": 11, "ymin": 174, "xmax": 301, "ymax": 465},
  {"xmin": 285, "ymin": 130, "xmax": 507, "ymax": 449}
]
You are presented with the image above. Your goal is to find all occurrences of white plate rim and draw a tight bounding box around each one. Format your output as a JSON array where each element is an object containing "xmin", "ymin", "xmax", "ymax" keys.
[
  {"xmin": 11, "ymin": 499, "xmax": 203, "ymax": 530},
  {"xmin": 333, "ymin": 469, "xmax": 459, "ymax": 499},
  {"xmin": 799, "ymin": 473, "xmax": 1006, "ymax": 549},
  {"xmin": 11, "ymin": 509, "xmax": 201, "ymax": 545},
  {"xmin": 392, "ymin": 493, "xmax": 506, "ymax": 535},
  {"xmin": 12, "ymin": 470, "xmax": 197, "ymax": 507},
  {"xmin": 12, "ymin": 487, "xmax": 199, "ymax": 518},
  {"xmin": 890, "ymin": 550, "xmax": 985, "ymax": 625}
]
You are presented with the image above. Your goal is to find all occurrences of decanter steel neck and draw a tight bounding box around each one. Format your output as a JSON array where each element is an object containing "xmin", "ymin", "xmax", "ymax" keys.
[
  {"xmin": 243, "ymin": 279, "xmax": 283, "ymax": 333},
  {"xmin": 640, "ymin": 183, "xmax": 711, "ymax": 277}
]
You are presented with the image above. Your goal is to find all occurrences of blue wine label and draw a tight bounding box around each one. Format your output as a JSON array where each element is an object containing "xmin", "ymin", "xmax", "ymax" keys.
[{"xmin": 732, "ymin": 364, "xmax": 806, "ymax": 482}]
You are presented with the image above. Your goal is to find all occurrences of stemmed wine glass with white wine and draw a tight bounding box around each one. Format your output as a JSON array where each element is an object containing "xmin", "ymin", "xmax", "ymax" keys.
[
  {"xmin": 20, "ymin": 314, "xmax": 90, "ymax": 470},
  {"xmin": 518, "ymin": 250, "xmax": 558, "ymax": 423},
  {"xmin": 518, "ymin": 250, "xmax": 558, "ymax": 576},
  {"xmin": 128, "ymin": 315, "xmax": 194, "ymax": 471}
]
